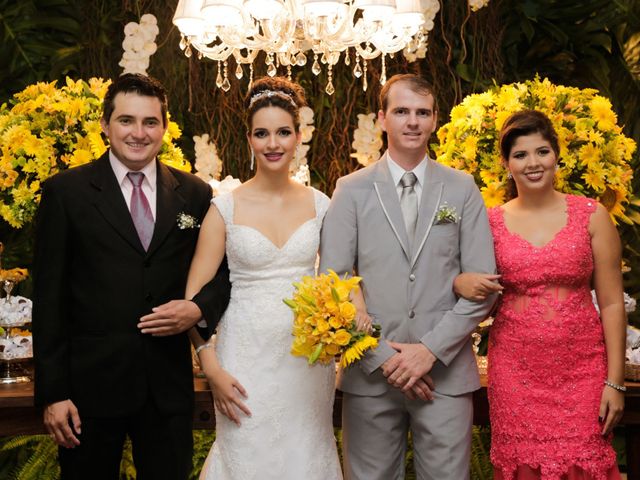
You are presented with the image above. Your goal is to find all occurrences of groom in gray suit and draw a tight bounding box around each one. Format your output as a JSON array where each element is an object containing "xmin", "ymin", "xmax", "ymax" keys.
[{"xmin": 320, "ymin": 74, "xmax": 497, "ymax": 479}]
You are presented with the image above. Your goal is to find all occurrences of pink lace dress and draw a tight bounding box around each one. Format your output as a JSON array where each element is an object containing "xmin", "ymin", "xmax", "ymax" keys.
[{"xmin": 487, "ymin": 195, "xmax": 621, "ymax": 480}]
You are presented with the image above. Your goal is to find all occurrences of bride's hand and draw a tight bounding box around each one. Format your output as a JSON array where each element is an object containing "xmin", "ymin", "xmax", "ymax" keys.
[
  {"xmin": 453, "ymin": 272, "xmax": 503, "ymax": 301},
  {"xmin": 206, "ymin": 367, "xmax": 251, "ymax": 426},
  {"xmin": 354, "ymin": 310, "xmax": 373, "ymax": 333}
]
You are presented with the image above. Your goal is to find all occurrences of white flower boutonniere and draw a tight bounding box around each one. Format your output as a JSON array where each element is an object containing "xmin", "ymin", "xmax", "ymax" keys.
[
  {"xmin": 434, "ymin": 202, "xmax": 459, "ymax": 225},
  {"xmin": 177, "ymin": 212, "xmax": 200, "ymax": 230}
]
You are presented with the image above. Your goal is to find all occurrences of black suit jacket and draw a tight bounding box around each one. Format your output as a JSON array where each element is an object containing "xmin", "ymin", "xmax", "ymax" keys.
[{"xmin": 32, "ymin": 153, "xmax": 230, "ymax": 417}]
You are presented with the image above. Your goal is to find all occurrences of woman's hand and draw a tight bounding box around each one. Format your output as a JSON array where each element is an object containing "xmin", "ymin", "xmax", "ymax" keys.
[
  {"xmin": 599, "ymin": 385, "xmax": 624, "ymax": 436},
  {"xmin": 453, "ymin": 273, "xmax": 503, "ymax": 301},
  {"xmin": 205, "ymin": 366, "xmax": 251, "ymax": 426},
  {"xmin": 354, "ymin": 310, "xmax": 373, "ymax": 333}
]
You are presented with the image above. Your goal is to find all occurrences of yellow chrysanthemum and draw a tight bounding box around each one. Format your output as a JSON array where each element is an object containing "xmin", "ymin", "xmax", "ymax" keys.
[
  {"xmin": 589, "ymin": 96, "xmax": 617, "ymax": 132},
  {"xmin": 434, "ymin": 77, "xmax": 636, "ymax": 224},
  {"xmin": 0, "ymin": 77, "xmax": 190, "ymax": 228},
  {"xmin": 481, "ymin": 182, "xmax": 506, "ymax": 208}
]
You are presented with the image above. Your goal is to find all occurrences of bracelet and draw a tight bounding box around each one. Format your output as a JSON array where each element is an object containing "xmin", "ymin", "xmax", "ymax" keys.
[
  {"xmin": 195, "ymin": 343, "xmax": 214, "ymax": 356},
  {"xmin": 604, "ymin": 379, "xmax": 627, "ymax": 392}
]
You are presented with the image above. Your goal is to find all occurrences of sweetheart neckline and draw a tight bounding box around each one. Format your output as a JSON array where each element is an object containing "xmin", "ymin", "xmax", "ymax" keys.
[
  {"xmin": 231, "ymin": 218, "xmax": 316, "ymax": 250},
  {"xmin": 496, "ymin": 196, "xmax": 570, "ymax": 250}
]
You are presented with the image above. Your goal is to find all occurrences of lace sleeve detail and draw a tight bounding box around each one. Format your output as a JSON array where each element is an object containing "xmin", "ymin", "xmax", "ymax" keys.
[
  {"xmin": 211, "ymin": 192, "xmax": 234, "ymax": 225},
  {"xmin": 566, "ymin": 194, "xmax": 597, "ymax": 230},
  {"xmin": 487, "ymin": 206, "xmax": 501, "ymax": 231},
  {"xmin": 313, "ymin": 188, "xmax": 331, "ymax": 221}
]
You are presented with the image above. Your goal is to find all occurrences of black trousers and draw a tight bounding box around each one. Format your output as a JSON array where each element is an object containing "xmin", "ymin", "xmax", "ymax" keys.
[{"xmin": 58, "ymin": 398, "xmax": 193, "ymax": 480}]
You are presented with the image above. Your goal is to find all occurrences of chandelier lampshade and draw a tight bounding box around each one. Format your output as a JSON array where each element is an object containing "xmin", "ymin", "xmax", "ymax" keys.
[{"xmin": 172, "ymin": 0, "xmax": 484, "ymax": 93}]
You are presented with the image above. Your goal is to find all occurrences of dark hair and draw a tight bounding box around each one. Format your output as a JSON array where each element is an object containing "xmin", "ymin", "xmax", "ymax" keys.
[
  {"xmin": 102, "ymin": 73, "xmax": 168, "ymax": 127},
  {"xmin": 499, "ymin": 110, "xmax": 560, "ymax": 199},
  {"xmin": 379, "ymin": 74, "xmax": 438, "ymax": 113},
  {"xmin": 245, "ymin": 77, "xmax": 307, "ymax": 131}
]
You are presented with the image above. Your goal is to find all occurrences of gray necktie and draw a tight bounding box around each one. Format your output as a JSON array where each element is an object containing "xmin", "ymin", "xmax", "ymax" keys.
[
  {"xmin": 127, "ymin": 172, "xmax": 154, "ymax": 250},
  {"xmin": 400, "ymin": 171, "xmax": 418, "ymax": 242}
]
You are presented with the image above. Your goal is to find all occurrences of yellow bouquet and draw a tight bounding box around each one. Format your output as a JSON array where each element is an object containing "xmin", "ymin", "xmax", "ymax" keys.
[{"xmin": 284, "ymin": 269, "xmax": 380, "ymax": 368}]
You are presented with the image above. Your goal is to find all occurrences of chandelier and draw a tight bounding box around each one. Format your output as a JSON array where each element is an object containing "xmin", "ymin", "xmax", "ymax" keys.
[{"xmin": 172, "ymin": 0, "xmax": 430, "ymax": 94}]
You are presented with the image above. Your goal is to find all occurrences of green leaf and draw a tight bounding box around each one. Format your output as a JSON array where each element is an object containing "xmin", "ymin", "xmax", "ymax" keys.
[
  {"xmin": 331, "ymin": 287, "xmax": 340, "ymax": 303},
  {"xmin": 308, "ymin": 343, "xmax": 323, "ymax": 364},
  {"xmin": 283, "ymin": 298, "xmax": 297, "ymax": 309}
]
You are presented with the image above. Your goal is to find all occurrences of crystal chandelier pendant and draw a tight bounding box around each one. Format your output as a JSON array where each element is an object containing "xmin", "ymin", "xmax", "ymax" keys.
[
  {"xmin": 267, "ymin": 63, "xmax": 277, "ymax": 77},
  {"xmin": 184, "ymin": 45, "xmax": 192, "ymax": 58},
  {"xmin": 295, "ymin": 52, "xmax": 307, "ymax": 67},
  {"xmin": 221, "ymin": 60, "xmax": 231, "ymax": 92},
  {"xmin": 179, "ymin": 35, "xmax": 187, "ymax": 51},
  {"xmin": 380, "ymin": 54, "xmax": 387, "ymax": 85},
  {"xmin": 344, "ymin": 51, "xmax": 350, "ymax": 66},
  {"xmin": 362, "ymin": 60, "xmax": 368, "ymax": 92},
  {"xmin": 312, "ymin": 54, "xmax": 321, "ymax": 76},
  {"xmin": 325, "ymin": 63, "xmax": 335, "ymax": 95},
  {"xmin": 216, "ymin": 61, "xmax": 223, "ymax": 88},
  {"xmin": 353, "ymin": 58, "xmax": 362, "ymax": 78},
  {"xmin": 235, "ymin": 63, "xmax": 243, "ymax": 79}
]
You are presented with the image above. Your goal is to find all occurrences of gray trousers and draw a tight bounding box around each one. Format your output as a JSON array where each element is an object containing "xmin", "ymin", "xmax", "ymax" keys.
[{"xmin": 342, "ymin": 388, "xmax": 473, "ymax": 480}]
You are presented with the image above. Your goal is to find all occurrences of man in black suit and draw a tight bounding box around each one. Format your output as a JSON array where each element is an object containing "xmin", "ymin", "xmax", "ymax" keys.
[{"xmin": 32, "ymin": 73, "xmax": 230, "ymax": 479}]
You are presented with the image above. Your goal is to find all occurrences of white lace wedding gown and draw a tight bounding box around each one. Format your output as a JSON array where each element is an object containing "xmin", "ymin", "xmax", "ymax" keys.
[{"xmin": 200, "ymin": 189, "xmax": 342, "ymax": 480}]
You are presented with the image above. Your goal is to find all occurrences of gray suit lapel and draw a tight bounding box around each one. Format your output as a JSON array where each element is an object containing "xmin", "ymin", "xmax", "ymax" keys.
[
  {"xmin": 373, "ymin": 155, "xmax": 411, "ymax": 262},
  {"xmin": 412, "ymin": 159, "xmax": 443, "ymax": 268}
]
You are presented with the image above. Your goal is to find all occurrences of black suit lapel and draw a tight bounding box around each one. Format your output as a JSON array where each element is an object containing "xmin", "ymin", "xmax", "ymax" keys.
[
  {"xmin": 146, "ymin": 161, "xmax": 185, "ymax": 257},
  {"xmin": 90, "ymin": 154, "xmax": 146, "ymax": 254}
]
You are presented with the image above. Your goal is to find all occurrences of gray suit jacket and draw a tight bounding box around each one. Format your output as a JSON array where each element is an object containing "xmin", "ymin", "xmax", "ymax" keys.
[{"xmin": 320, "ymin": 153, "xmax": 496, "ymax": 396}]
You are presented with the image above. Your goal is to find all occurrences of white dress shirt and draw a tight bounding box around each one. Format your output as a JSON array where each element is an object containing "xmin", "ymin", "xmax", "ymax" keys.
[
  {"xmin": 109, "ymin": 152, "xmax": 157, "ymax": 220},
  {"xmin": 386, "ymin": 154, "xmax": 428, "ymax": 204}
]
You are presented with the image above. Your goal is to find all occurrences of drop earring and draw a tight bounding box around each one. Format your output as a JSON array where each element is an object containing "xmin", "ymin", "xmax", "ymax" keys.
[
  {"xmin": 507, "ymin": 171, "xmax": 512, "ymax": 179},
  {"xmin": 250, "ymin": 148, "xmax": 255, "ymax": 171}
]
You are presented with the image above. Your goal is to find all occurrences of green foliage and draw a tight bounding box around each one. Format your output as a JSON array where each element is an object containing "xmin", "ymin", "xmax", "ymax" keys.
[
  {"xmin": 471, "ymin": 426, "xmax": 493, "ymax": 479},
  {"xmin": 0, "ymin": 0, "xmax": 82, "ymax": 101},
  {"xmin": 0, "ymin": 435, "xmax": 59, "ymax": 480}
]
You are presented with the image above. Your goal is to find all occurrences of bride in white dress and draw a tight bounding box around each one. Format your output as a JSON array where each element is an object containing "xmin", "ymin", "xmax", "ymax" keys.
[{"xmin": 186, "ymin": 77, "xmax": 342, "ymax": 480}]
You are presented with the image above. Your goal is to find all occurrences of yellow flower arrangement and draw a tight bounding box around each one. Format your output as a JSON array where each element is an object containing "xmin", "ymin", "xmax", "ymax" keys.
[
  {"xmin": 284, "ymin": 269, "xmax": 380, "ymax": 368},
  {"xmin": 0, "ymin": 77, "xmax": 190, "ymax": 228},
  {"xmin": 434, "ymin": 77, "xmax": 636, "ymax": 224},
  {"xmin": 0, "ymin": 268, "xmax": 28, "ymax": 284}
]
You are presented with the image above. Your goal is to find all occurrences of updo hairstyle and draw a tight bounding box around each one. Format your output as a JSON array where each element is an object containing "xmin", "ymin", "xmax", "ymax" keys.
[{"xmin": 244, "ymin": 77, "xmax": 307, "ymax": 132}]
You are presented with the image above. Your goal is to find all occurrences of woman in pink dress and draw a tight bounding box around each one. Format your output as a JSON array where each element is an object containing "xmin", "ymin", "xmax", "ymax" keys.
[{"xmin": 455, "ymin": 110, "xmax": 626, "ymax": 479}]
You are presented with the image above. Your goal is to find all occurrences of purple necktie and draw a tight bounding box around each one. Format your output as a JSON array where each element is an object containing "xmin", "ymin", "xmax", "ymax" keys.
[{"xmin": 127, "ymin": 172, "xmax": 154, "ymax": 250}]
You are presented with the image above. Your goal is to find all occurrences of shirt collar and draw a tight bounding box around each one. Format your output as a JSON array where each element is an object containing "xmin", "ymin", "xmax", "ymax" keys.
[
  {"xmin": 109, "ymin": 151, "xmax": 157, "ymax": 192},
  {"xmin": 386, "ymin": 153, "xmax": 428, "ymax": 188}
]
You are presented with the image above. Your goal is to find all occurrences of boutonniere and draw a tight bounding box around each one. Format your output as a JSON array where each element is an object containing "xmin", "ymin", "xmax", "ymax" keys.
[
  {"xmin": 434, "ymin": 202, "xmax": 459, "ymax": 225},
  {"xmin": 177, "ymin": 212, "xmax": 200, "ymax": 230}
]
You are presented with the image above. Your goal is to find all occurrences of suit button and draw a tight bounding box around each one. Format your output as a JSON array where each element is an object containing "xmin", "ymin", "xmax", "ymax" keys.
[
  {"xmin": 143, "ymin": 260, "xmax": 151, "ymax": 268},
  {"xmin": 145, "ymin": 293, "xmax": 153, "ymax": 302},
  {"xmin": 409, "ymin": 310, "xmax": 415, "ymax": 319},
  {"xmin": 409, "ymin": 274, "xmax": 416, "ymax": 282}
]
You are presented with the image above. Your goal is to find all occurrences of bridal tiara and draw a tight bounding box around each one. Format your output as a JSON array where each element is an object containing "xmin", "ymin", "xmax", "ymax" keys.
[{"xmin": 249, "ymin": 90, "xmax": 297, "ymax": 109}]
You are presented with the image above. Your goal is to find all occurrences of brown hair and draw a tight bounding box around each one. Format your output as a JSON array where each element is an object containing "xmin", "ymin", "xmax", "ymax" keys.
[
  {"xmin": 245, "ymin": 77, "xmax": 307, "ymax": 132},
  {"xmin": 379, "ymin": 74, "xmax": 438, "ymax": 113},
  {"xmin": 102, "ymin": 73, "xmax": 168, "ymax": 127},
  {"xmin": 499, "ymin": 110, "xmax": 560, "ymax": 199}
]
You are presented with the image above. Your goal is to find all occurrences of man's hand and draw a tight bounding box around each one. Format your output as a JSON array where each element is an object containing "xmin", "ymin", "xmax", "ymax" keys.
[
  {"xmin": 401, "ymin": 375, "xmax": 436, "ymax": 401},
  {"xmin": 44, "ymin": 400, "xmax": 81, "ymax": 448},
  {"xmin": 138, "ymin": 300, "xmax": 203, "ymax": 336},
  {"xmin": 382, "ymin": 342, "xmax": 437, "ymax": 396}
]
